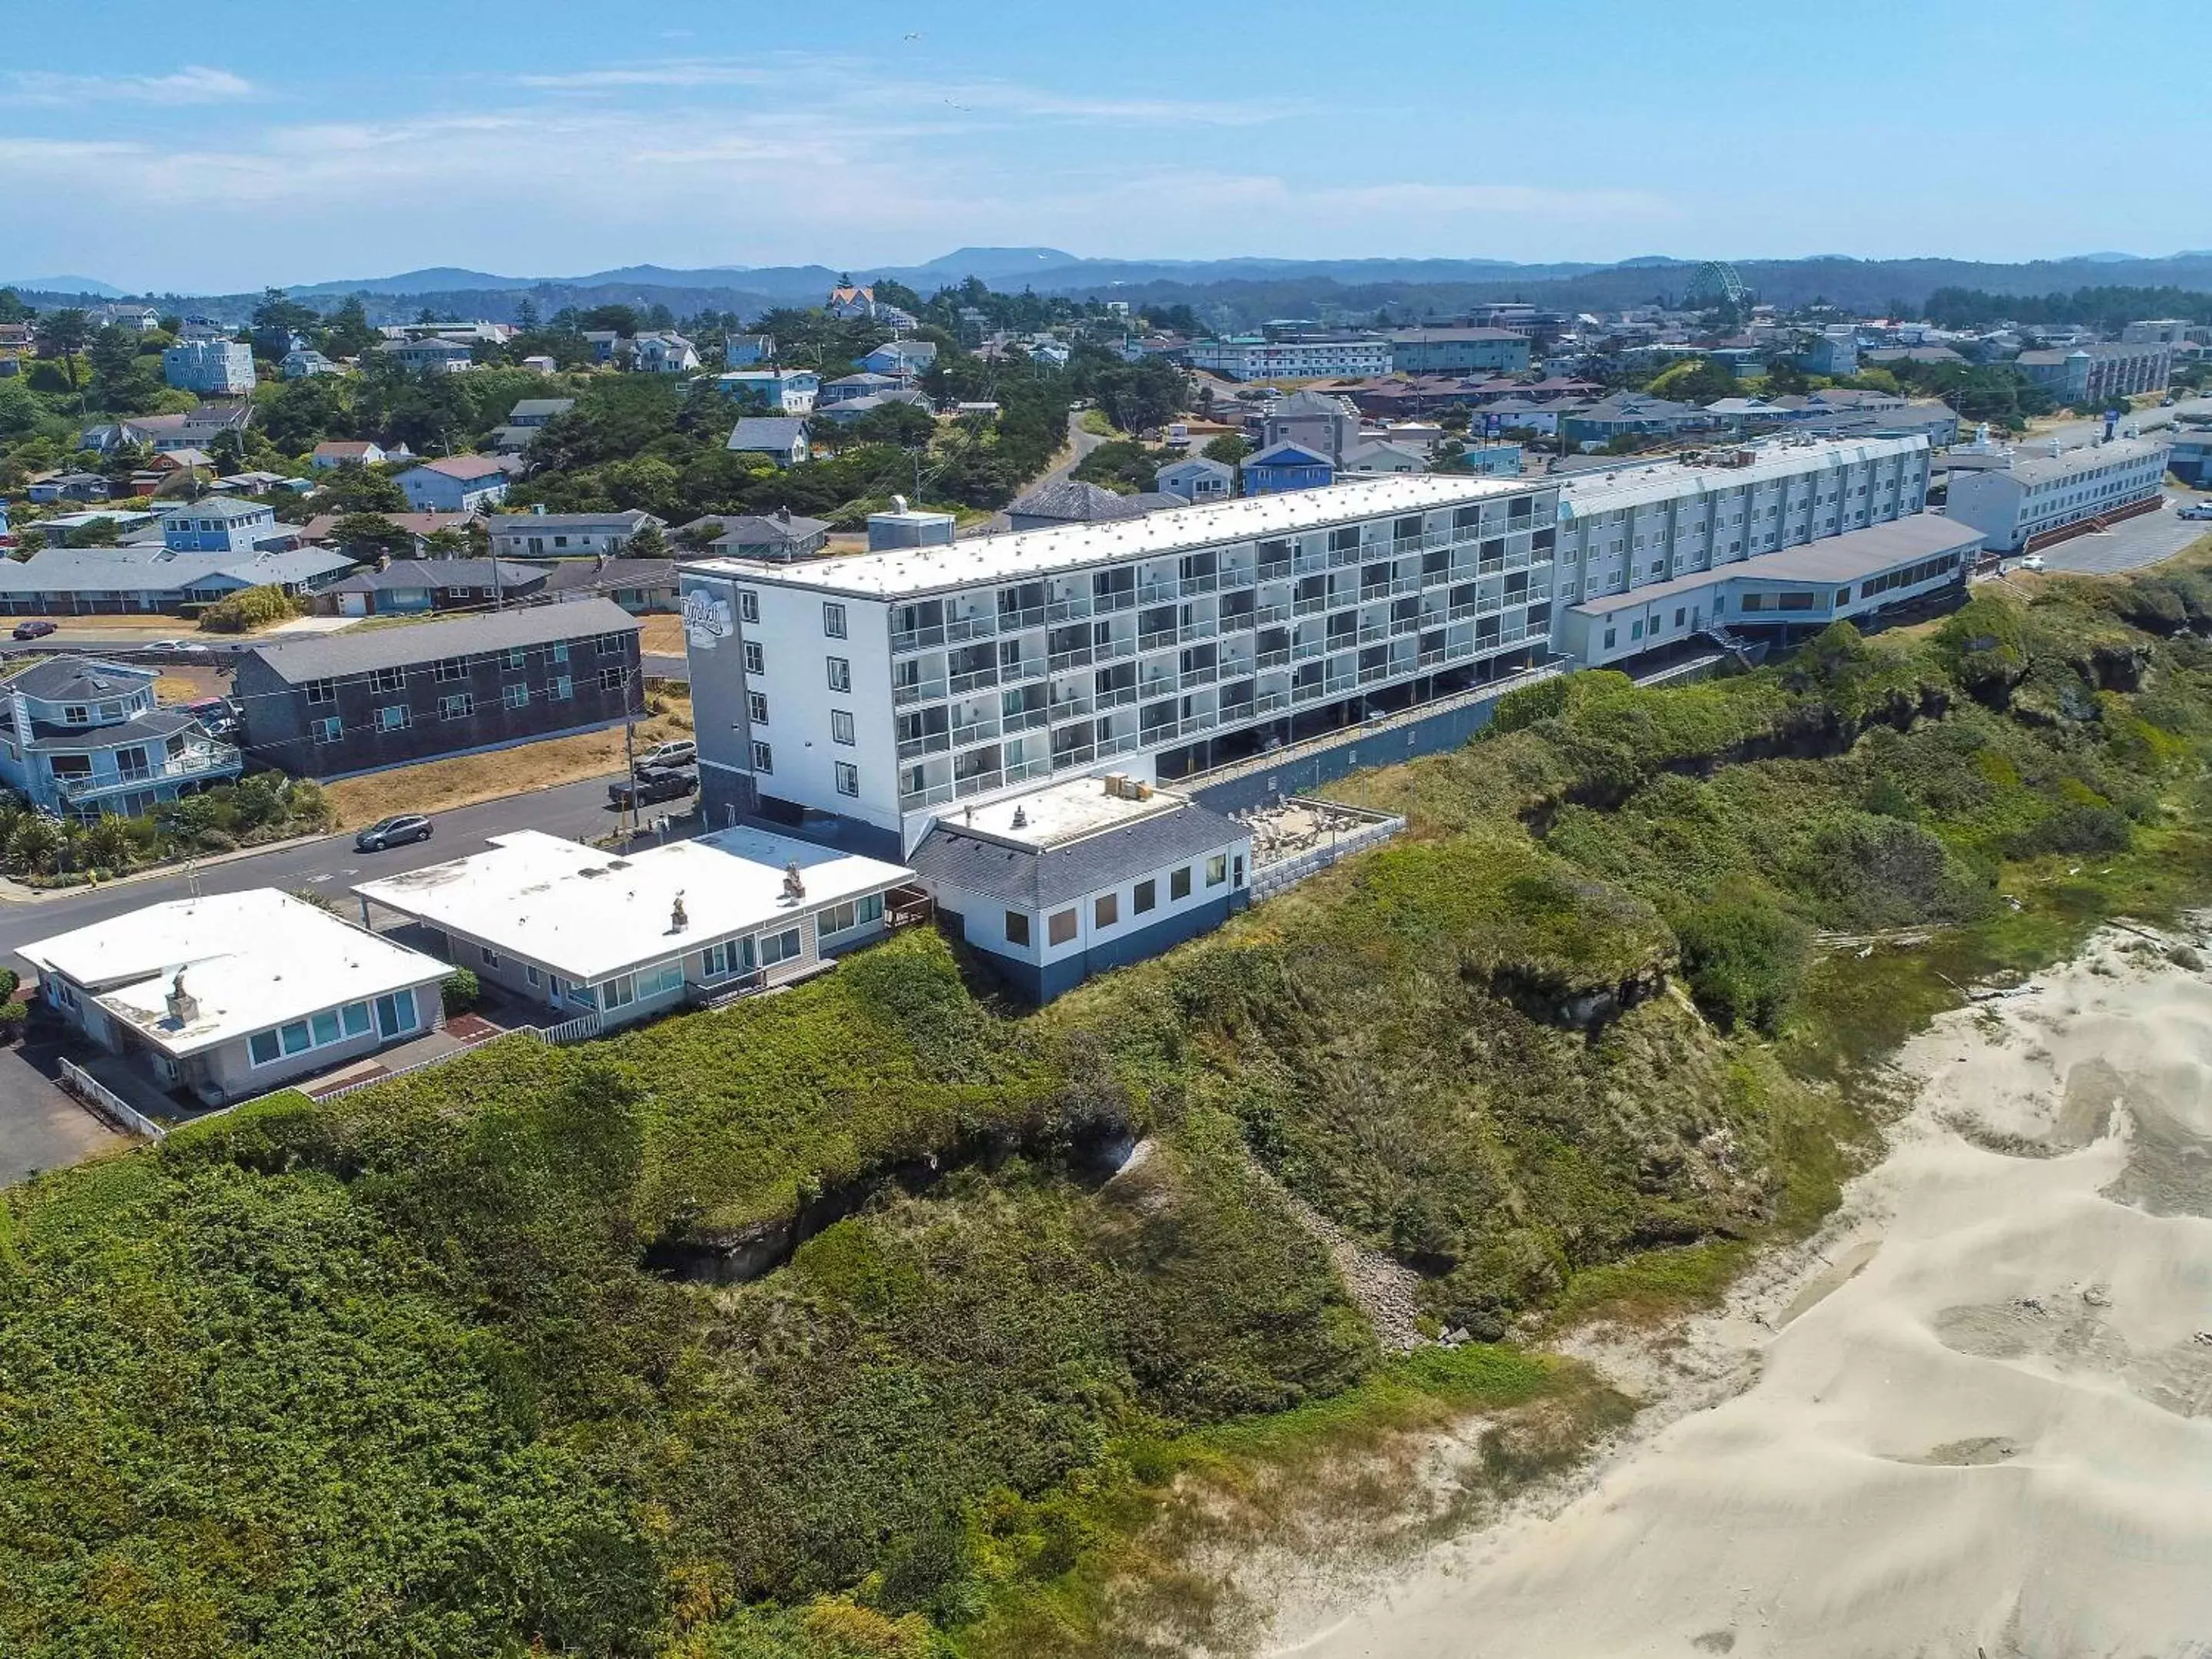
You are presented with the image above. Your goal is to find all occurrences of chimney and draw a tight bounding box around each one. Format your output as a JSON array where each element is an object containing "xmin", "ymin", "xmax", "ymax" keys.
[
  {"xmin": 670, "ymin": 890, "xmax": 689, "ymax": 932},
  {"xmin": 781, "ymin": 859, "xmax": 806, "ymax": 902},
  {"xmin": 164, "ymin": 969, "xmax": 199, "ymax": 1025},
  {"xmin": 776, "ymin": 505, "xmax": 790, "ymax": 523}
]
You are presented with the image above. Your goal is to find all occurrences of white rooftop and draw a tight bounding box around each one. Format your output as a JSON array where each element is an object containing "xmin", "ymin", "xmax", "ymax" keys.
[
  {"xmin": 947, "ymin": 776, "xmax": 1186, "ymax": 851},
  {"xmin": 2004, "ymin": 435, "xmax": 2171, "ymax": 485},
  {"xmin": 1558, "ymin": 433, "xmax": 1930, "ymax": 519},
  {"xmin": 18, "ymin": 889, "xmax": 449, "ymax": 1058},
  {"xmin": 682, "ymin": 474, "xmax": 1548, "ymax": 600},
  {"xmin": 354, "ymin": 827, "xmax": 913, "ymax": 984}
]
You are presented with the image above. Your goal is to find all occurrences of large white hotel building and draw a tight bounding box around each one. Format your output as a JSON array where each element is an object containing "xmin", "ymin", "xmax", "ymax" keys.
[{"xmin": 681, "ymin": 433, "xmax": 1942, "ymax": 853}]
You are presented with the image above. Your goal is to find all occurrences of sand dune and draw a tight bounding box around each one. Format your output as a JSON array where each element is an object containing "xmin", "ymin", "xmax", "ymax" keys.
[{"xmin": 1273, "ymin": 933, "xmax": 2212, "ymax": 1659}]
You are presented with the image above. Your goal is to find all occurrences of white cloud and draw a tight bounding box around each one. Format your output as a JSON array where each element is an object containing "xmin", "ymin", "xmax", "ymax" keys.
[
  {"xmin": 513, "ymin": 60, "xmax": 771, "ymax": 91},
  {"xmin": 3, "ymin": 65, "xmax": 255, "ymax": 106}
]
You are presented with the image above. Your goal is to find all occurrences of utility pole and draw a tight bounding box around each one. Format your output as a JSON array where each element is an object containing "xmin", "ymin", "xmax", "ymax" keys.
[{"xmin": 620, "ymin": 662, "xmax": 639, "ymax": 840}]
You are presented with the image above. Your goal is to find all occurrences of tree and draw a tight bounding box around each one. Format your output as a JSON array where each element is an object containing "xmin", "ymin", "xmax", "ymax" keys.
[
  {"xmin": 39, "ymin": 310, "xmax": 91, "ymax": 399},
  {"xmin": 86, "ymin": 325, "xmax": 158, "ymax": 413},
  {"xmin": 318, "ymin": 465, "xmax": 409, "ymax": 515},
  {"xmin": 1201, "ymin": 432, "xmax": 1250, "ymax": 465},
  {"xmin": 422, "ymin": 525, "xmax": 470, "ymax": 555},
  {"xmin": 329, "ymin": 512, "xmax": 417, "ymax": 560},
  {"xmin": 580, "ymin": 304, "xmax": 641, "ymax": 336},
  {"xmin": 68, "ymin": 516, "xmax": 121, "ymax": 548},
  {"xmin": 515, "ymin": 297, "xmax": 541, "ymax": 333},
  {"xmin": 250, "ymin": 286, "xmax": 321, "ymax": 357},
  {"xmin": 625, "ymin": 521, "xmax": 668, "ymax": 558},
  {"xmin": 322, "ymin": 296, "xmax": 379, "ymax": 359},
  {"xmin": 0, "ymin": 288, "xmax": 29, "ymax": 324}
]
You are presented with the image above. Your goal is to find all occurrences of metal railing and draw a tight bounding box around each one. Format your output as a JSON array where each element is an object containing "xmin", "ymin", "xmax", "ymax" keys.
[
  {"xmin": 893, "ymin": 679, "xmax": 946, "ymax": 707},
  {"xmin": 890, "ymin": 625, "xmax": 945, "ymax": 654},
  {"xmin": 58, "ymin": 742, "xmax": 240, "ymax": 802},
  {"xmin": 896, "ymin": 731, "xmax": 950, "ymax": 760}
]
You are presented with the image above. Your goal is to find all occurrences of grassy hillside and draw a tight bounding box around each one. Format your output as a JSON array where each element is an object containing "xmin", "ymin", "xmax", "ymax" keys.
[{"xmin": 8, "ymin": 549, "xmax": 2212, "ymax": 1656}]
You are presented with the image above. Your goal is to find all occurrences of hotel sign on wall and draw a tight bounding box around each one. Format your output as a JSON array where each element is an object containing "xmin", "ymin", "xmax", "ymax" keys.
[{"xmin": 682, "ymin": 589, "xmax": 732, "ymax": 648}]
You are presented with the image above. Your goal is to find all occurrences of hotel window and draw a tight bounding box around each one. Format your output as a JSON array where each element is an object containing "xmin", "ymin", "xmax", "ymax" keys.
[
  {"xmin": 830, "ymin": 709, "xmax": 855, "ymax": 746},
  {"xmin": 750, "ymin": 740, "xmax": 773, "ymax": 773},
  {"xmin": 600, "ymin": 667, "xmax": 624, "ymax": 691},
  {"xmin": 1095, "ymin": 892, "xmax": 1118, "ymax": 929},
  {"xmin": 833, "ymin": 761, "xmax": 859, "ymax": 797},
  {"xmin": 434, "ymin": 657, "xmax": 466, "ymax": 682},
  {"xmin": 743, "ymin": 641, "xmax": 764, "ymax": 674},
  {"xmin": 505, "ymin": 647, "xmax": 528, "ymax": 670},
  {"xmin": 747, "ymin": 691, "xmax": 769, "ymax": 725},
  {"xmin": 313, "ymin": 716, "xmax": 342, "ymax": 743},
  {"xmin": 373, "ymin": 666, "xmax": 406, "ymax": 694},
  {"xmin": 303, "ymin": 677, "xmax": 336, "ymax": 705},
  {"xmin": 826, "ymin": 656, "xmax": 851, "ymax": 693},
  {"xmin": 739, "ymin": 589, "xmax": 760, "ymax": 624},
  {"xmin": 823, "ymin": 601, "xmax": 847, "ymax": 638},
  {"xmin": 1134, "ymin": 878, "xmax": 1156, "ymax": 914},
  {"xmin": 1005, "ymin": 909, "xmax": 1031, "ymax": 946},
  {"xmin": 375, "ymin": 704, "xmax": 409, "ymax": 731},
  {"xmin": 551, "ymin": 642, "xmax": 568, "ymax": 664},
  {"xmin": 439, "ymin": 693, "xmax": 474, "ymax": 720},
  {"xmin": 502, "ymin": 683, "xmax": 528, "ymax": 710},
  {"xmin": 551, "ymin": 675, "xmax": 572, "ymax": 701},
  {"xmin": 1047, "ymin": 908, "xmax": 1078, "ymax": 945}
]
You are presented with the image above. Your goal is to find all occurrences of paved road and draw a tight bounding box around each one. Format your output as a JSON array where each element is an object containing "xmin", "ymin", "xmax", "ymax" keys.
[
  {"xmin": 2025, "ymin": 394, "xmax": 2212, "ymax": 453},
  {"xmin": 970, "ymin": 410, "xmax": 1108, "ymax": 535},
  {"xmin": 0, "ymin": 771, "xmax": 647, "ymax": 961}
]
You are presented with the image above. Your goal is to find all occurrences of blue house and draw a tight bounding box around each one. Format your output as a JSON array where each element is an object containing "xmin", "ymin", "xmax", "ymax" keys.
[
  {"xmin": 860, "ymin": 339, "xmax": 938, "ymax": 379},
  {"xmin": 1240, "ymin": 440, "xmax": 1336, "ymax": 495},
  {"xmin": 0, "ymin": 657, "xmax": 241, "ymax": 820},
  {"xmin": 164, "ymin": 497, "xmax": 280, "ymax": 554},
  {"xmin": 724, "ymin": 334, "xmax": 774, "ymax": 368},
  {"xmin": 393, "ymin": 455, "xmax": 513, "ymax": 513}
]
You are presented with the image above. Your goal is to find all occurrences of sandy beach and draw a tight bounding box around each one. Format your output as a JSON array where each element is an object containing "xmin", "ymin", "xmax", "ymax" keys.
[{"xmin": 1266, "ymin": 929, "xmax": 2212, "ymax": 1659}]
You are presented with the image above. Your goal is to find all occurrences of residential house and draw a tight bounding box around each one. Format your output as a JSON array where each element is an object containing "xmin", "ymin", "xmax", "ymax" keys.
[
  {"xmin": 861, "ymin": 339, "xmax": 939, "ymax": 379},
  {"xmin": 0, "ymin": 656, "xmax": 241, "ymax": 819},
  {"xmin": 376, "ymin": 337, "xmax": 475, "ymax": 374},
  {"xmin": 281, "ymin": 348, "xmax": 340, "ymax": 379},
  {"xmin": 905, "ymin": 777, "xmax": 1253, "ymax": 1002},
  {"xmin": 726, "ymin": 416, "xmax": 811, "ymax": 467},
  {"xmin": 1861, "ymin": 345, "xmax": 1966, "ymax": 368},
  {"xmin": 631, "ymin": 331, "xmax": 700, "ymax": 374},
  {"xmin": 712, "ymin": 369, "xmax": 818, "ymax": 413},
  {"xmin": 1240, "ymin": 440, "xmax": 1336, "ymax": 494},
  {"xmin": 505, "ymin": 397, "xmax": 574, "ymax": 431},
  {"xmin": 27, "ymin": 472, "xmax": 113, "ymax": 505},
  {"xmin": 1560, "ymin": 395, "xmax": 1701, "ymax": 449},
  {"xmin": 161, "ymin": 339, "xmax": 255, "ymax": 395},
  {"xmin": 21, "ymin": 889, "xmax": 451, "ymax": 1107},
  {"xmin": 582, "ymin": 329, "xmax": 624, "ymax": 364},
  {"xmin": 310, "ymin": 439, "xmax": 392, "ymax": 470},
  {"xmin": 486, "ymin": 508, "xmax": 664, "ymax": 561},
  {"xmin": 539, "ymin": 558, "xmax": 679, "ymax": 614},
  {"xmin": 701, "ymin": 509, "xmax": 833, "ymax": 563},
  {"xmin": 826, "ymin": 283, "xmax": 879, "ymax": 321},
  {"xmin": 820, "ymin": 371, "xmax": 902, "ymax": 406},
  {"xmin": 813, "ymin": 390, "xmax": 929, "ymax": 427},
  {"xmin": 233, "ymin": 598, "xmax": 644, "ymax": 779},
  {"xmin": 89, "ymin": 303, "xmax": 161, "ymax": 332},
  {"xmin": 394, "ymin": 455, "xmax": 515, "ymax": 513},
  {"xmin": 164, "ymin": 497, "xmax": 281, "ymax": 554},
  {"xmin": 1006, "ymin": 479, "xmax": 1175, "ymax": 532},
  {"xmin": 1154, "ymin": 455, "xmax": 1235, "ymax": 503},
  {"xmin": 1260, "ymin": 389, "xmax": 1360, "ymax": 462},
  {"xmin": 355, "ymin": 826, "xmax": 914, "ymax": 1028},
  {"xmin": 1338, "ymin": 439, "xmax": 1429, "ymax": 476},
  {"xmin": 84, "ymin": 406, "xmax": 256, "ymax": 457},
  {"xmin": 724, "ymin": 334, "xmax": 774, "ymax": 367},
  {"xmin": 317, "ymin": 559, "xmax": 549, "ymax": 618}
]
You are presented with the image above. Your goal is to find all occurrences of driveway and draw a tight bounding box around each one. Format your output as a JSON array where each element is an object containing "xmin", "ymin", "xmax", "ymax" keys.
[
  {"xmin": 2035, "ymin": 491, "xmax": 2211, "ymax": 577},
  {"xmin": 0, "ymin": 1038, "xmax": 127, "ymax": 1186}
]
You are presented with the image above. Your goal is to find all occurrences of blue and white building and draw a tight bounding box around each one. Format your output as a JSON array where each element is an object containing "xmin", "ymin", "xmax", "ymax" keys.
[
  {"xmin": 1241, "ymin": 441, "xmax": 1336, "ymax": 495},
  {"xmin": 906, "ymin": 775, "xmax": 1251, "ymax": 1002},
  {"xmin": 0, "ymin": 656, "xmax": 241, "ymax": 819},
  {"xmin": 710, "ymin": 369, "xmax": 818, "ymax": 415},
  {"xmin": 161, "ymin": 339, "xmax": 255, "ymax": 396},
  {"xmin": 164, "ymin": 497, "xmax": 280, "ymax": 553}
]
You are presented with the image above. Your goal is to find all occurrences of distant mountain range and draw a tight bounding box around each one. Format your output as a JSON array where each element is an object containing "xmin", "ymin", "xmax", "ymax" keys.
[{"xmin": 16, "ymin": 248, "xmax": 2212, "ymax": 327}]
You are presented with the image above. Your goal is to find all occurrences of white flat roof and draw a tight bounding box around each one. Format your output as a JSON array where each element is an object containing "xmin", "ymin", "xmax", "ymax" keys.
[
  {"xmin": 1558, "ymin": 434, "xmax": 1929, "ymax": 519},
  {"xmin": 2005, "ymin": 435, "xmax": 2171, "ymax": 484},
  {"xmin": 681, "ymin": 474, "xmax": 1548, "ymax": 601},
  {"xmin": 354, "ymin": 827, "xmax": 914, "ymax": 984},
  {"xmin": 18, "ymin": 889, "xmax": 449, "ymax": 1058},
  {"xmin": 949, "ymin": 775, "xmax": 1185, "ymax": 851}
]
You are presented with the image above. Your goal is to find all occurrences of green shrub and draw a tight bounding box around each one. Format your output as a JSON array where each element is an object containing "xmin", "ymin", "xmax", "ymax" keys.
[
  {"xmin": 1673, "ymin": 896, "xmax": 1812, "ymax": 1035},
  {"xmin": 197, "ymin": 582, "xmax": 297, "ymax": 633},
  {"xmin": 0, "ymin": 966, "xmax": 18, "ymax": 1003},
  {"xmin": 0, "ymin": 1001, "xmax": 25, "ymax": 1042},
  {"xmin": 440, "ymin": 967, "xmax": 481, "ymax": 1015}
]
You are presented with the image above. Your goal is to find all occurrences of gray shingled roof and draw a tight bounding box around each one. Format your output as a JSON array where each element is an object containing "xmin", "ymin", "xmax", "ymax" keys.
[
  {"xmin": 907, "ymin": 801, "xmax": 1246, "ymax": 908},
  {"xmin": 5, "ymin": 656, "xmax": 155, "ymax": 703},
  {"xmin": 242, "ymin": 596, "xmax": 638, "ymax": 684},
  {"xmin": 728, "ymin": 417, "xmax": 810, "ymax": 449},
  {"xmin": 324, "ymin": 560, "xmax": 547, "ymax": 594},
  {"xmin": 710, "ymin": 512, "xmax": 830, "ymax": 547},
  {"xmin": 1008, "ymin": 478, "xmax": 1158, "ymax": 524},
  {"xmin": 27, "ymin": 707, "xmax": 200, "ymax": 752}
]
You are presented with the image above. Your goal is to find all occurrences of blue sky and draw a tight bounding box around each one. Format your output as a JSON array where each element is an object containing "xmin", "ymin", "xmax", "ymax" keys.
[{"xmin": 2, "ymin": 0, "xmax": 2201, "ymax": 293}]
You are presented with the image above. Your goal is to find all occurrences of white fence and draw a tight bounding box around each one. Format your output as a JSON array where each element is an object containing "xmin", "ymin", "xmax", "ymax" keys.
[
  {"xmin": 539, "ymin": 1010, "xmax": 603, "ymax": 1044},
  {"xmin": 1248, "ymin": 806, "xmax": 1407, "ymax": 903},
  {"xmin": 58, "ymin": 1057, "xmax": 168, "ymax": 1141}
]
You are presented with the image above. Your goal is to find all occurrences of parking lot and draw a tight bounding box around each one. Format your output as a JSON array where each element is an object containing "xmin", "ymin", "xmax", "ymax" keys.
[
  {"xmin": 2032, "ymin": 490, "xmax": 2211, "ymax": 577},
  {"xmin": 0, "ymin": 1038, "xmax": 126, "ymax": 1186}
]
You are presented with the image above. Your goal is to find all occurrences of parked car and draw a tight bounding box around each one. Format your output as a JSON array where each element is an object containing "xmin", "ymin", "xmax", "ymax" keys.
[
  {"xmin": 183, "ymin": 696, "xmax": 239, "ymax": 737},
  {"xmin": 632, "ymin": 739, "xmax": 697, "ymax": 776},
  {"xmin": 2179, "ymin": 501, "xmax": 2212, "ymax": 520},
  {"xmin": 355, "ymin": 814, "xmax": 434, "ymax": 852},
  {"xmin": 2015, "ymin": 553, "xmax": 2048, "ymax": 572},
  {"xmin": 143, "ymin": 639, "xmax": 199, "ymax": 655},
  {"xmin": 608, "ymin": 769, "xmax": 697, "ymax": 810},
  {"xmin": 12, "ymin": 620, "xmax": 55, "ymax": 641}
]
